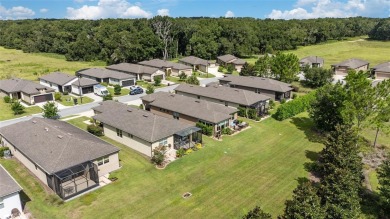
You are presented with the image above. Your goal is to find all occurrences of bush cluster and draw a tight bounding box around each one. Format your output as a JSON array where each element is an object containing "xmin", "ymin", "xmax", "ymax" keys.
[
  {"xmin": 87, "ymin": 124, "xmax": 104, "ymax": 136},
  {"xmin": 0, "ymin": 147, "xmax": 10, "ymax": 157},
  {"xmin": 222, "ymin": 127, "xmax": 233, "ymax": 135},
  {"xmin": 273, "ymin": 91, "xmax": 316, "ymax": 121},
  {"xmin": 196, "ymin": 122, "xmax": 213, "ymax": 136}
]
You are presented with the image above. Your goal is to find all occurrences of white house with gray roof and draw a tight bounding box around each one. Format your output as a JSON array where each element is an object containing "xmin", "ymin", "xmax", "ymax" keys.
[
  {"xmin": 77, "ymin": 68, "xmax": 136, "ymax": 87},
  {"xmin": 218, "ymin": 75, "xmax": 293, "ymax": 101},
  {"xmin": 39, "ymin": 72, "xmax": 78, "ymax": 93},
  {"xmin": 0, "ymin": 78, "xmax": 55, "ymax": 104},
  {"xmin": 92, "ymin": 101, "xmax": 202, "ymax": 156},
  {"xmin": 0, "ymin": 118, "xmax": 120, "ymax": 200},
  {"xmin": 0, "ymin": 165, "xmax": 23, "ymax": 219},
  {"xmin": 372, "ymin": 62, "xmax": 390, "ymax": 79},
  {"xmin": 331, "ymin": 58, "xmax": 369, "ymax": 76}
]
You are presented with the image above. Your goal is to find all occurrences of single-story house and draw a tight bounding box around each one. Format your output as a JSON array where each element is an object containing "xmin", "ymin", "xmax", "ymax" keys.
[
  {"xmin": 0, "ymin": 118, "xmax": 120, "ymax": 200},
  {"xmin": 0, "ymin": 165, "xmax": 23, "ymax": 219},
  {"xmin": 141, "ymin": 92, "xmax": 238, "ymax": 136},
  {"xmin": 77, "ymin": 68, "xmax": 136, "ymax": 87},
  {"xmin": 175, "ymin": 84, "xmax": 270, "ymax": 116},
  {"xmin": 106, "ymin": 63, "xmax": 165, "ymax": 82},
  {"xmin": 92, "ymin": 101, "xmax": 202, "ymax": 156},
  {"xmin": 331, "ymin": 58, "xmax": 369, "ymax": 76},
  {"xmin": 39, "ymin": 72, "xmax": 78, "ymax": 93},
  {"xmin": 178, "ymin": 56, "xmax": 214, "ymax": 73},
  {"xmin": 0, "ymin": 78, "xmax": 55, "ymax": 105},
  {"xmin": 71, "ymin": 78, "xmax": 99, "ymax": 95},
  {"xmin": 138, "ymin": 59, "xmax": 193, "ymax": 77},
  {"xmin": 372, "ymin": 62, "xmax": 390, "ymax": 79},
  {"xmin": 299, "ymin": 56, "xmax": 324, "ymax": 68},
  {"xmin": 219, "ymin": 75, "xmax": 293, "ymax": 101},
  {"xmin": 216, "ymin": 54, "xmax": 246, "ymax": 72}
]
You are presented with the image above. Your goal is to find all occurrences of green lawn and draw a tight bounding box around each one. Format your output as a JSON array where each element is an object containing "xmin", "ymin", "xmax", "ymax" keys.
[
  {"xmin": 0, "ymin": 100, "xmax": 42, "ymax": 121},
  {"xmin": 136, "ymin": 80, "xmax": 166, "ymax": 89},
  {"xmin": 361, "ymin": 126, "xmax": 390, "ymax": 149},
  {"xmin": 0, "ymin": 47, "xmax": 105, "ymax": 80},
  {"xmin": 368, "ymin": 169, "xmax": 380, "ymax": 192},
  {"xmin": 193, "ymin": 71, "xmax": 215, "ymax": 78},
  {"xmin": 56, "ymin": 95, "xmax": 94, "ymax": 106},
  {"xmin": 166, "ymin": 76, "xmax": 186, "ymax": 84},
  {"xmin": 0, "ymin": 113, "xmax": 324, "ymax": 218},
  {"xmin": 66, "ymin": 116, "xmax": 90, "ymax": 130},
  {"xmin": 107, "ymin": 87, "xmax": 130, "ymax": 97}
]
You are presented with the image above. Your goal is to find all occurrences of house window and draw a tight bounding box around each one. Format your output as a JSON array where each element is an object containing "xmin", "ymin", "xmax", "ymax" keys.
[
  {"xmin": 159, "ymin": 138, "xmax": 168, "ymax": 146},
  {"xmin": 128, "ymin": 133, "xmax": 133, "ymax": 139},
  {"xmin": 197, "ymin": 96, "xmax": 200, "ymax": 99},
  {"xmin": 0, "ymin": 197, "xmax": 3, "ymax": 209},
  {"xmin": 97, "ymin": 156, "xmax": 110, "ymax": 166},
  {"xmin": 225, "ymin": 102, "xmax": 228, "ymax": 107},
  {"xmin": 35, "ymin": 165, "xmax": 38, "ymax": 170},
  {"xmin": 116, "ymin": 129, "xmax": 123, "ymax": 138},
  {"xmin": 173, "ymin": 112, "xmax": 179, "ymax": 120}
]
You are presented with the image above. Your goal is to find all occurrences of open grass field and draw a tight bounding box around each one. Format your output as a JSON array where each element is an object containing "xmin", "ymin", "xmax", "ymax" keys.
[
  {"xmin": 0, "ymin": 100, "xmax": 42, "ymax": 121},
  {"xmin": 0, "ymin": 47, "xmax": 105, "ymax": 81},
  {"xmin": 0, "ymin": 113, "xmax": 324, "ymax": 218}
]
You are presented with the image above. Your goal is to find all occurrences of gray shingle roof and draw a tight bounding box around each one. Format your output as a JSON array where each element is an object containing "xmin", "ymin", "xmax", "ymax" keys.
[
  {"xmin": 0, "ymin": 78, "xmax": 55, "ymax": 95},
  {"xmin": 219, "ymin": 75, "xmax": 293, "ymax": 93},
  {"xmin": 179, "ymin": 56, "xmax": 208, "ymax": 66},
  {"xmin": 39, "ymin": 72, "xmax": 77, "ymax": 86},
  {"xmin": 0, "ymin": 118, "xmax": 119, "ymax": 174},
  {"xmin": 93, "ymin": 101, "xmax": 194, "ymax": 143},
  {"xmin": 217, "ymin": 54, "xmax": 238, "ymax": 63},
  {"xmin": 0, "ymin": 165, "xmax": 22, "ymax": 198},
  {"xmin": 175, "ymin": 84, "xmax": 270, "ymax": 106},
  {"xmin": 373, "ymin": 62, "xmax": 390, "ymax": 73},
  {"xmin": 139, "ymin": 59, "xmax": 192, "ymax": 70},
  {"xmin": 141, "ymin": 92, "xmax": 238, "ymax": 124},
  {"xmin": 331, "ymin": 58, "xmax": 369, "ymax": 69},
  {"xmin": 299, "ymin": 56, "xmax": 324, "ymax": 66},
  {"xmin": 106, "ymin": 63, "xmax": 160, "ymax": 75},
  {"xmin": 232, "ymin": 59, "xmax": 246, "ymax": 65},
  {"xmin": 71, "ymin": 78, "xmax": 99, "ymax": 87},
  {"xmin": 78, "ymin": 68, "xmax": 135, "ymax": 80}
]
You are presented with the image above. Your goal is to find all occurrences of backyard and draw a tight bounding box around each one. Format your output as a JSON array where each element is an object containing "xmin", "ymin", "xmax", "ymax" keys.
[
  {"xmin": 0, "ymin": 99, "xmax": 42, "ymax": 121},
  {"xmin": 0, "ymin": 113, "xmax": 324, "ymax": 218}
]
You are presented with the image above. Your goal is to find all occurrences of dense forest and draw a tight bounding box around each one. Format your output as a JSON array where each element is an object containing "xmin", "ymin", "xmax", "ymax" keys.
[{"xmin": 0, "ymin": 17, "xmax": 382, "ymax": 64}]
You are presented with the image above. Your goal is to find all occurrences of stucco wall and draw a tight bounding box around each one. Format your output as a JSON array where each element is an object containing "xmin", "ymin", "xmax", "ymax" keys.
[
  {"xmin": 0, "ymin": 192, "xmax": 22, "ymax": 219},
  {"xmin": 21, "ymin": 92, "xmax": 32, "ymax": 104},
  {"xmin": 71, "ymin": 85, "xmax": 82, "ymax": 95},
  {"xmin": 40, "ymin": 80, "xmax": 60, "ymax": 92},
  {"xmin": 92, "ymin": 152, "xmax": 120, "ymax": 177},
  {"xmin": 355, "ymin": 65, "xmax": 369, "ymax": 72},
  {"xmin": 375, "ymin": 71, "xmax": 390, "ymax": 79}
]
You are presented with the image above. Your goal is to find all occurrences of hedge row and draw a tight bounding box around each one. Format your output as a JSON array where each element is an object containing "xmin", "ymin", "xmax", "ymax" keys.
[{"xmin": 273, "ymin": 92, "xmax": 316, "ymax": 121}]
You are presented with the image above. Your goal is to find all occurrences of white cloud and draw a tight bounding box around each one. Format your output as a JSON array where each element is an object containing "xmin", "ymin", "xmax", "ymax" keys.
[
  {"xmin": 0, "ymin": 6, "xmax": 35, "ymax": 19},
  {"xmin": 67, "ymin": 0, "xmax": 152, "ymax": 19},
  {"xmin": 225, "ymin": 10, "xmax": 234, "ymax": 18},
  {"xmin": 268, "ymin": 0, "xmax": 390, "ymax": 19},
  {"xmin": 40, "ymin": 8, "xmax": 48, "ymax": 13},
  {"xmin": 157, "ymin": 8, "xmax": 169, "ymax": 16}
]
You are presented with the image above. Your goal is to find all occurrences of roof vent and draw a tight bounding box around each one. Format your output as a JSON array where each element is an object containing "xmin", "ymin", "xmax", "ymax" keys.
[
  {"xmin": 143, "ymin": 115, "xmax": 148, "ymax": 118},
  {"xmin": 44, "ymin": 127, "xmax": 49, "ymax": 132},
  {"xmin": 67, "ymin": 133, "xmax": 72, "ymax": 136},
  {"xmin": 32, "ymin": 120, "xmax": 37, "ymax": 124},
  {"xmin": 127, "ymin": 109, "xmax": 132, "ymax": 112},
  {"xmin": 234, "ymin": 89, "xmax": 240, "ymax": 92},
  {"xmin": 195, "ymin": 100, "xmax": 200, "ymax": 103},
  {"xmin": 57, "ymin": 135, "xmax": 63, "ymax": 139}
]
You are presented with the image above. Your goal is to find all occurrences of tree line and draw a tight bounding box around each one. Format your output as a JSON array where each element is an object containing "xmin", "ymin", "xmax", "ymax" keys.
[{"xmin": 0, "ymin": 17, "xmax": 381, "ymax": 64}]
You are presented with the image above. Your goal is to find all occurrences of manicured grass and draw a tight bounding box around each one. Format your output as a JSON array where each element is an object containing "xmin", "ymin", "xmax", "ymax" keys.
[
  {"xmin": 285, "ymin": 37, "xmax": 390, "ymax": 69},
  {"xmin": 165, "ymin": 76, "xmax": 186, "ymax": 84},
  {"xmin": 0, "ymin": 47, "xmax": 105, "ymax": 80},
  {"xmin": 136, "ymin": 80, "xmax": 166, "ymax": 89},
  {"xmin": 193, "ymin": 71, "xmax": 215, "ymax": 78},
  {"xmin": 0, "ymin": 112, "xmax": 324, "ymax": 218},
  {"xmin": 0, "ymin": 100, "xmax": 42, "ymax": 121},
  {"xmin": 368, "ymin": 169, "xmax": 380, "ymax": 192},
  {"xmin": 56, "ymin": 95, "xmax": 94, "ymax": 106},
  {"xmin": 107, "ymin": 87, "xmax": 130, "ymax": 97},
  {"xmin": 361, "ymin": 125, "xmax": 390, "ymax": 149}
]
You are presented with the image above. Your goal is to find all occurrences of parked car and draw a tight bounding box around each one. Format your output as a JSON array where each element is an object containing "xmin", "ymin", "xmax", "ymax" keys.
[
  {"xmin": 94, "ymin": 84, "xmax": 109, "ymax": 96},
  {"xmin": 129, "ymin": 87, "xmax": 143, "ymax": 95},
  {"xmin": 129, "ymin": 85, "xmax": 140, "ymax": 91}
]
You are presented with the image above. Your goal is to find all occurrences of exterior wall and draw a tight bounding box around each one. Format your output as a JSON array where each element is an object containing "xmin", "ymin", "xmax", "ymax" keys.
[
  {"xmin": 334, "ymin": 67, "xmax": 349, "ymax": 76},
  {"xmin": 92, "ymin": 152, "xmax": 120, "ymax": 177},
  {"xmin": 355, "ymin": 64, "xmax": 369, "ymax": 72},
  {"xmin": 171, "ymin": 68, "xmax": 192, "ymax": 77},
  {"xmin": 151, "ymin": 136, "xmax": 174, "ymax": 151},
  {"xmin": 375, "ymin": 71, "xmax": 390, "ymax": 79},
  {"xmin": 142, "ymin": 74, "xmax": 152, "ymax": 82},
  {"xmin": 103, "ymin": 124, "xmax": 153, "ymax": 157},
  {"xmin": 1, "ymin": 138, "xmax": 48, "ymax": 186},
  {"xmin": 20, "ymin": 92, "xmax": 32, "ymax": 104},
  {"xmin": 40, "ymin": 80, "xmax": 60, "ymax": 92},
  {"xmin": 71, "ymin": 85, "xmax": 82, "ymax": 95},
  {"xmin": 234, "ymin": 64, "xmax": 244, "ymax": 72},
  {"xmin": 108, "ymin": 78, "xmax": 121, "ymax": 85},
  {"xmin": 0, "ymin": 192, "xmax": 22, "ymax": 219}
]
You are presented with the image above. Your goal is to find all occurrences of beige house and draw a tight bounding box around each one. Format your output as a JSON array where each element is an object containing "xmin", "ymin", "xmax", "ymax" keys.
[
  {"xmin": 331, "ymin": 58, "xmax": 369, "ymax": 76},
  {"xmin": 299, "ymin": 56, "xmax": 324, "ymax": 68},
  {"xmin": 106, "ymin": 63, "xmax": 165, "ymax": 82},
  {"xmin": 0, "ymin": 78, "xmax": 55, "ymax": 105},
  {"xmin": 216, "ymin": 54, "xmax": 246, "ymax": 72},
  {"xmin": 138, "ymin": 59, "xmax": 193, "ymax": 77},
  {"xmin": 77, "ymin": 68, "xmax": 136, "ymax": 87},
  {"xmin": 0, "ymin": 118, "xmax": 120, "ymax": 200},
  {"xmin": 175, "ymin": 84, "xmax": 270, "ymax": 116},
  {"xmin": 179, "ymin": 56, "xmax": 214, "ymax": 73},
  {"xmin": 218, "ymin": 75, "xmax": 293, "ymax": 101},
  {"xmin": 141, "ymin": 92, "xmax": 238, "ymax": 136},
  {"xmin": 92, "ymin": 101, "xmax": 202, "ymax": 157},
  {"xmin": 372, "ymin": 62, "xmax": 390, "ymax": 79},
  {"xmin": 39, "ymin": 72, "xmax": 78, "ymax": 93}
]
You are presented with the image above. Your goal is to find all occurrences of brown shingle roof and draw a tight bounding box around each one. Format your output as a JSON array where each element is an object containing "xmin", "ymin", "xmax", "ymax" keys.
[
  {"xmin": 71, "ymin": 78, "xmax": 99, "ymax": 87},
  {"xmin": 78, "ymin": 68, "xmax": 136, "ymax": 80},
  {"xmin": 299, "ymin": 56, "xmax": 324, "ymax": 66},
  {"xmin": 141, "ymin": 92, "xmax": 237, "ymax": 124},
  {"xmin": 179, "ymin": 56, "xmax": 208, "ymax": 66},
  {"xmin": 219, "ymin": 75, "xmax": 293, "ymax": 93},
  {"xmin": 0, "ymin": 78, "xmax": 55, "ymax": 95},
  {"xmin": 217, "ymin": 54, "xmax": 237, "ymax": 63},
  {"xmin": 93, "ymin": 101, "xmax": 194, "ymax": 143},
  {"xmin": 139, "ymin": 59, "xmax": 192, "ymax": 70},
  {"xmin": 331, "ymin": 58, "xmax": 369, "ymax": 69},
  {"xmin": 106, "ymin": 63, "xmax": 160, "ymax": 75},
  {"xmin": 0, "ymin": 118, "xmax": 119, "ymax": 174},
  {"xmin": 373, "ymin": 62, "xmax": 390, "ymax": 73},
  {"xmin": 175, "ymin": 84, "xmax": 270, "ymax": 106},
  {"xmin": 39, "ymin": 72, "xmax": 77, "ymax": 86},
  {"xmin": 0, "ymin": 165, "xmax": 22, "ymax": 198}
]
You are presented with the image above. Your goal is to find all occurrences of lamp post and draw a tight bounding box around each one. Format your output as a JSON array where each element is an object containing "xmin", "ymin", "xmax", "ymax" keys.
[{"xmin": 78, "ymin": 75, "xmax": 83, "ymax": 104}]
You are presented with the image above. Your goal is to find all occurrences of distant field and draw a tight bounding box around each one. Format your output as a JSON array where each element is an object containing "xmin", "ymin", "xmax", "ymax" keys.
[{"xmin": 0, "ymin": 47, "xmax": 105, "ymax": 81}]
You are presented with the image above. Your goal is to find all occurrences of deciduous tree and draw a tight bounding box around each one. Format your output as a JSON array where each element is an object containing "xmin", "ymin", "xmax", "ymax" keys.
[
  {"xmin": 270, "ymin": 53, "xmax": 299, "ymax": 83},
  {"xmin": 42, "ymin": 102, "xmax": 60, "ymax": 119}
]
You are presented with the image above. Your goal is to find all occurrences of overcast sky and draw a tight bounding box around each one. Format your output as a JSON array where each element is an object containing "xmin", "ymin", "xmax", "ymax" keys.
[{"xmin": 0, "ymin": 0, "xmax": 389, "ymax": 20}]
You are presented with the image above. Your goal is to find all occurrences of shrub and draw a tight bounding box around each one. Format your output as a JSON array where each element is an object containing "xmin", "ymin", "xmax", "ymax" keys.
[
  {"xmin": 146, "ymin": 84, "xmax": 155, "ymax": 94},
  {"xmin": 237, "ymin": 107, "xmax": 247, "ymax": 117},
  {"xmin": 63, "ymin": 91, "xmax": 69, "ymax": 95},
  {"xmin": 103, "ymin": 94, "xmax": 113, "ymax": 101},
  {"xmin": 3, "ymin": 96, "xmax": 11, "ymax": 103},
  {"xmin": 186, "ymin": 75, "xmax": 200, "ymax": 85},
  {"xmin": 280, "ymin": 99, "xmax": 286, "ymax": 104},
  {"xmin": 54, "ymin": 92, "xmax": 62, "ymax": 101},
  {"xmin": 101, "ymin": 82, "xmax": 108, "ymax": 87},
  {"xmin": 222, "ymin": 127, "xmax": 233, "ymax": 135},
  {"xmin": 195, "ymin": 143, "xmax": 202, "ymax": 149},
  {"xmin": 196, "ymin": 122, "xmax": 213, "ymax": 136},
  {"xmin": 273, "ymin": 91, "xmax": 316, "ymax": 121},
  {"xmin": 185, "ymin": 148, "xmax": 193, "ymax": 155},
  {"xmin": 11, "ymin": 101, "xmax": 25, "ymax": 115},
  {"xmin": 0, "ymin": 147, "xmax": 10, "ymax": 157},
  {"xmin": 227, "ymin": 64, "xmax": 235, "ymax": 74},
  {"xmin": 87, "ymin": 124, "xmax": 104, "ymax": 136},
  {"xmin": 292, "ymin": 93, "xmax": 298, "ymax": 99},
  {"xmin": 247, "ymin": 108, "xmax": 258, "ymax": 120},
  {"xmin": 113, "ymin": 84, "xmax": 121, "ymax": 95},
  {"xmin": 42, "ymin": 102, "xmax": 60, "ymax": 119},
  {"xmin": 179, "ymin": 72, "xmax": 187, "ymax": 81},
  {"xmin": 291, "ymin": 85, "xmax": 300, "ymax": 92},
  {"xmin": 151, "ymin": 145, "xmax": 167, "ymax": 166},
  {"xmin": 176, "ymin": 148, "xmax": 185, "ymax": 157},
  {"xmin": 218, "ymin": 66, "xmax": 224, "ymax": 72},
  {"xmin": 269, "ymin": 100, "xmax": 275, "ymax": 109},
  {"xmin": 154, "ymin": 77, "xmax": 162, "ymax": 86},
  {"xmin": 139, "ymin": 104, "xmax": 144, "ymax": 109}
]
